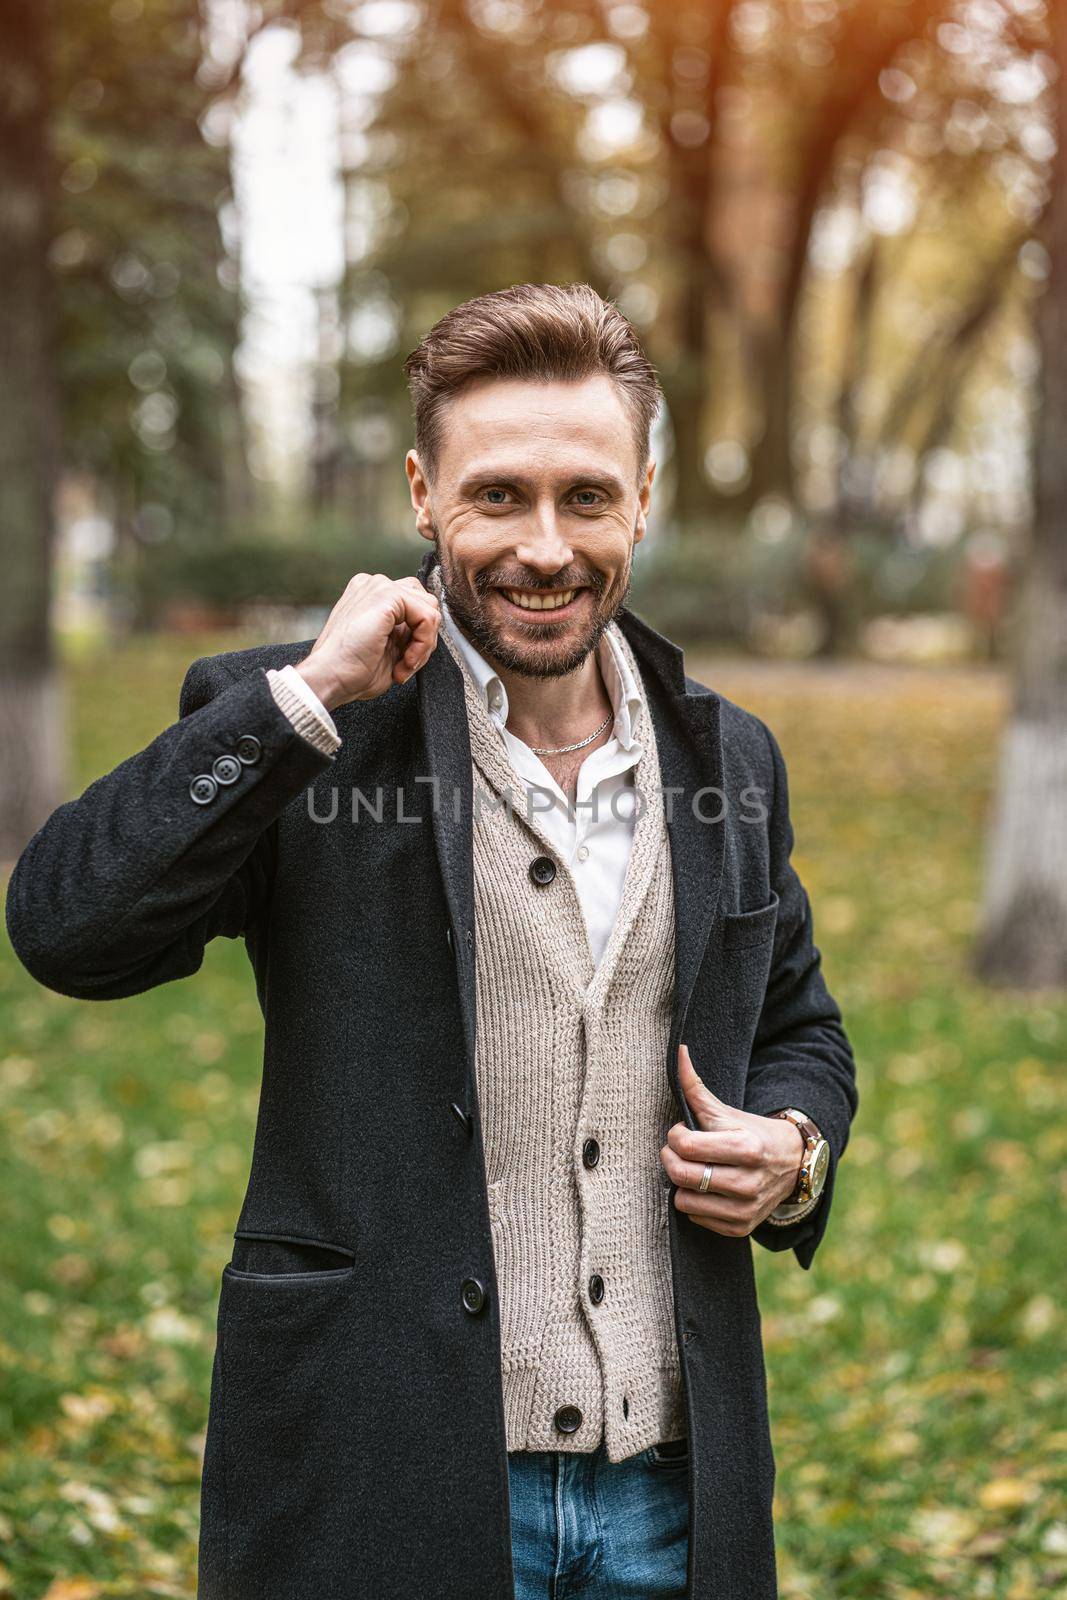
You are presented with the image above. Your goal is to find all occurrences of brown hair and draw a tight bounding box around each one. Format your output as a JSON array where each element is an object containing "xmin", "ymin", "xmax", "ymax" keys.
[{"xmin": 402, "ymin": 282, "xmax": 661, "ymax": 484}]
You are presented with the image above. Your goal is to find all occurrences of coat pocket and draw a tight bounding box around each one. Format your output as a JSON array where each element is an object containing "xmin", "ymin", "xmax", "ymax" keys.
[
  {"xmin": 216, "ymin": 1255, "xmax": 357, "ymax": 1588},
  {"xmin": 226, "ymin": 1230, "xmax": 355, "ymax": 1280},
  {"xmin": 721, "ymin": 890, "xmax": 780, "ymax": 951}
]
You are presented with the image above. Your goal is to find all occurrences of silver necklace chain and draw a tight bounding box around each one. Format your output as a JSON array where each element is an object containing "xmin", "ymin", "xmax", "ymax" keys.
[{"xmin": 530, "ymin": 709, "xmax": 613, "ymax": 756}]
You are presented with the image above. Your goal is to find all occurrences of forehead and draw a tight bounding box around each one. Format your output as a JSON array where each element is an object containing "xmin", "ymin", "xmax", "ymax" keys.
[{"xmin": 434, "ymin": 374, "xmax": 638, "ymax": 485}]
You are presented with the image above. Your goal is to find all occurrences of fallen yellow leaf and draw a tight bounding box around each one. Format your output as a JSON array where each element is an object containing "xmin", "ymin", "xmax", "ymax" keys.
[{"xmin": 978, "ymin": 1477, "xmax": 1037, "ymax": 1512}]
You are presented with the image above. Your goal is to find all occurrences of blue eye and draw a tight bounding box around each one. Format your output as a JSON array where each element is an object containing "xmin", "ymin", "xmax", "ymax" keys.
[{"xmin": 484, "ymin": 488, "xmax": 508, "ymax": 504}]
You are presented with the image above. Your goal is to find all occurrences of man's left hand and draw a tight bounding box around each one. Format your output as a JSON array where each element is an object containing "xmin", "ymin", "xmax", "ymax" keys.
[{"xmin": 658, "ymin": 1043, "xmax": 804, "ymax": 1237}]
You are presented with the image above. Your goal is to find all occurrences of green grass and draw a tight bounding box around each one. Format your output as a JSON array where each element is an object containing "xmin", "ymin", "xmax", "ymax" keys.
[{"xmin": 0, "ymin": 637, "xmax": 1063, "ymax": 1599}]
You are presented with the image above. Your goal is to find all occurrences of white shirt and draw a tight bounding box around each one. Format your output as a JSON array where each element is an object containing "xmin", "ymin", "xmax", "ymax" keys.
[
  {"xmin": 270, "ymin": 606, "xmax": 648, "ymax": 970},
  {"xmin": 438, "ymin": 593, "xmax": 645, "ymax": 969}
]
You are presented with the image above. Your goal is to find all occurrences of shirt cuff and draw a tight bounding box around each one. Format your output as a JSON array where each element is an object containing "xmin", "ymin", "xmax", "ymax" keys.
[{"xmin": 267, "ymin": 664, "xmax": 342, "ymax": 756}]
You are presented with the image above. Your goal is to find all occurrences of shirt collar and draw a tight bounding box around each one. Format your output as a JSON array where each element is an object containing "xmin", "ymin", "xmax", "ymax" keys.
[{"xmin": 435, "ymin": 581, "xmax": 644, "ymax": 752}]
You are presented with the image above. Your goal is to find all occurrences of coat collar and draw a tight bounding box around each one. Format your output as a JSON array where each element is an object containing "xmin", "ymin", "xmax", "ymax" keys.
[{"xmin": 414, "ymin": 544, "xmax": 726, "ymax": 1105}]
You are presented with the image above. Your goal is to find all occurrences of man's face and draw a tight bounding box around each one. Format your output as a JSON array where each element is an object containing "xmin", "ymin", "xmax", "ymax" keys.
[{"xmin": 405, "ymin": 374, "xmax": 655, "ymax": 680}]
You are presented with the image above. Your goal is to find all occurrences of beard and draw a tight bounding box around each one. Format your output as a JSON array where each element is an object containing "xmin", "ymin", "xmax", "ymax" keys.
[{"xmin": 435, "ymin": 542, "xmax": 634, "ymax": 682}]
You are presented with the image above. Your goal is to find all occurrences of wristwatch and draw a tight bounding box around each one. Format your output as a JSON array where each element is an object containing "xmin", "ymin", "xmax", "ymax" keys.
[{"xmin": 764, "ymin": 1108, "xmax": 829, "ymax": 1227}]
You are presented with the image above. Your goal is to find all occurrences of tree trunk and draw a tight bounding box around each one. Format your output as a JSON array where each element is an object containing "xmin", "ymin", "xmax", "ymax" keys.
[
  {"xmin": 656, "ymin": 1, "xmax": 736, "ymax": 536},
  {"xmin": 974, "ymin": 0, "xmax": 1067, "ymax": 988},
  {"xmin": 0, "ymin": 0, "xmax": 66, "ymax": 866}
]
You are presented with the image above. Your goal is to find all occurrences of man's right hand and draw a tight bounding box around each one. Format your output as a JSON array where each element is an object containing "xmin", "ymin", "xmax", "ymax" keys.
[{"xmin": 294, "ymin": 573, "xmax": 442, "ymax": 712}]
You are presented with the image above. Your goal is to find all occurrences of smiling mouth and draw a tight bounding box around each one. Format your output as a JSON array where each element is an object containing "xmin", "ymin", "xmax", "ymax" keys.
[{"xmin": 497, "ymin": 586, "xmax": 586, "ymax": 614}]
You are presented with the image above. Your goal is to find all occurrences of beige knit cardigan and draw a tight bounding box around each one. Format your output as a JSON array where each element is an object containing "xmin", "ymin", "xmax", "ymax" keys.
[{"xmin": 434, "ymin": 613, "xmax": 686, "ymax": 1462}]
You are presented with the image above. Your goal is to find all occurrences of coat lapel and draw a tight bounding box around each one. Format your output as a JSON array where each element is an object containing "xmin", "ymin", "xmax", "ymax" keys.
[
  {"xmin": 613, "ymin": 607, "xmax": 727, "ymax": 1108},
  {"xmin": 414, "ymin": 549, "xmax": 478, "ymax": 1076},
  {"xmin": 414, "ymin": 548, "xmax": 727, "ymax": 1111}
]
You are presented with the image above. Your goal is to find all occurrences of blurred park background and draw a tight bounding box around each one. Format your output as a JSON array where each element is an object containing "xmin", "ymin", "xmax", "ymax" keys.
[{"xmin": 2, "ymin": 0, "xmax": 1067, "ymax": 1596}]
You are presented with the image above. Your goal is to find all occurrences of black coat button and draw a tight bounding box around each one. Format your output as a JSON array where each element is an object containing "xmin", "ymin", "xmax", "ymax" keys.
[
  {"xmin": 554, "ymin": 1405, "xmax": 582, "ymax": 1435},
  {"xmin": 450, "ymin": 1101, "xmax": 473, "ymax": 1137},
  {"xmin": 212, "ymin": 754, "xmax": 242, "ymax": 785},
  {"xmin": 190, "ymin": 774, "xmax": 218, "ymax": 805},
  {"xmin": 461, "ymin": 1278, "xmax": 486, "ymax": 1315},
  {"xmin": 235, "ymin": 734, "xmax": 262, "ymax": 765},
  {"xmin": 582, "ymin": 1138, "xmax": 601, "ymax": 1169},
  {"xmin": 589, "ymin": 1274, "xmax": 605, "ymax": 1305},
  {"xmin": 529, "ymin": 855, "xmax": 556, "ymax": 887}
]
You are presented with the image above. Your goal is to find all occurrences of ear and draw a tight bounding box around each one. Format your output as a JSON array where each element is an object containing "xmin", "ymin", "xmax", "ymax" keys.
[
  {"xmin": 635, "ymin": 457, "xmax": 655, "ymax": 542},
  {"xmin": 406, "ymin": 450, "xmax": 437, "ymax": 541}
]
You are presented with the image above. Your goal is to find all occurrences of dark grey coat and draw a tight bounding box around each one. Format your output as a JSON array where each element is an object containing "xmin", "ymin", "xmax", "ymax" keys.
[{"xmin": 5, "ymin": 546, "xmax": 858, "ymax": 1600}]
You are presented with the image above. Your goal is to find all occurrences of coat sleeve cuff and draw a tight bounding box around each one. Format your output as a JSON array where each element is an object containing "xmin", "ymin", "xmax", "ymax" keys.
[{"xmin": 746, "ymin": 1077, "xmax": 847, "ymax": 1269}]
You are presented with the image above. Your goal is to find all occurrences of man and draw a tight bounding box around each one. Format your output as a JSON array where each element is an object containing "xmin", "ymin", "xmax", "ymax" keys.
[{"xmin": 6, "ymin": 283, "xmax": 858, "ymax": 1600}]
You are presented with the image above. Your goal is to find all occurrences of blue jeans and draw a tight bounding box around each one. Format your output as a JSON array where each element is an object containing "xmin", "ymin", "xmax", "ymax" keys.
[{"xmin": 507, "ymin": 1440, "xmax": 690, "ymax": 1599}]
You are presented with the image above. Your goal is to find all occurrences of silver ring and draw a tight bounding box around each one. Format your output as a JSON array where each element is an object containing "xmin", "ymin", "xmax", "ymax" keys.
[{"xmin": 698, "ymin": 1163, "xmax": 714, "ymax": 1194}]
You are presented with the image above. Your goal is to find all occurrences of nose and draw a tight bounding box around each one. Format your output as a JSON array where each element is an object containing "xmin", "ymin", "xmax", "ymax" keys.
[{"xmin": 512, "ymin": 503, "xmax": 575, "ymax": 577}]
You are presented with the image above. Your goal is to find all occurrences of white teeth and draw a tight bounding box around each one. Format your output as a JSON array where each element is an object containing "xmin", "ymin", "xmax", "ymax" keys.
[{"xmin": 504, "ymin": 588, "xmax": 576, "ymax": 611}]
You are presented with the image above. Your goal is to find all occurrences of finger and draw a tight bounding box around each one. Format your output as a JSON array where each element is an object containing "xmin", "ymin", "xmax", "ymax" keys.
[
  {"xmin": 387, "ymin": 593, "xmax": 439, "ymax": 667},
  {"xmin": 387, "ymin": 619, "xmax": 421, "ymax": 683},
  {"xmin": 402, "ymin": 597, "xmax": 441, "ymax": 655},
  {"xmin": 401, "ymin": 629, "xmax": 438, "ymax": 674},
  {"xmin": 659, "ymin": 1143, "xmax": 762, "ymax": 1200},
  {"xmin": 396, "ymin": 574, "xmax": 441, "ymax": 614},
  {"xmin": 666, "ymin": 1122, "xmax": 763, "ymax": 1166},
  {"xmin": 399, "ymin": 588, "xmax": 441, "ymax": 639},
  {"xmin": 672, "ymin": 1186, "xmax": 755, "ymax": 1234},
  {"xmin": 677, "ymin": 1042, "xmax": 699, "ymax": 1082},
  {"xmin": 678, "ymin": 1043, "xmax": 708, "ymax": 1073},
  {"xmin": 395, "ymin": 611, "xmax": 441, "ymax": 675},
  {"xmin": 387, "ymin": 623, "xmax": 414, "ymax": 678},
  {"xmin": 677, "ymin": 1044, "xmax": 735, "ymax": 1124}
]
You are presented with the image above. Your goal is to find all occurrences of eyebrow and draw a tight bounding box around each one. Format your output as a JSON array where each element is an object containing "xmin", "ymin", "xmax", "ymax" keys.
[{"xmin": 456, "ymin": 467, "xmax": 627, "ymax": 498}]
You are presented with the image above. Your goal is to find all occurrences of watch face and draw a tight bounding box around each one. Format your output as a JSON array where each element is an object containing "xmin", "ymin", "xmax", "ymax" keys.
[{"xmin": 809, "ymin": 1139, "xmax": 830, "ymax": 1198}]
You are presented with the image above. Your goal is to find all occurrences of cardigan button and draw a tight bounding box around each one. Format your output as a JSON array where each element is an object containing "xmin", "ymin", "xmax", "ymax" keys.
[
  {"xmin": 529, "ymin": 855, "xmax": 556, "ymax": 887},
  {"xmin": 582, "ymin": 1138, "xmax": 601, "ymax": 1169},
  {"xmin": 460, "ymin": 1278, "xmax": 486, "ymax": 1316},
  {"xmin": 589, "ymin": 1274, "xmax": 605, "ymax": 1305},
  {"xmin": 553, "ymin": 1405, "xmax": 582, "ymax": 1435}
]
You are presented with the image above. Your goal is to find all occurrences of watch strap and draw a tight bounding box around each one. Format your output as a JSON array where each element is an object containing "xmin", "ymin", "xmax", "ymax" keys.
[
  {"xmin": 769, "ymin": 1107, "xmax": 823, "ymax": 1207},
  {"xmin": 771, "ymin": 1107, "xmax": 820, "ymax": 1145}
]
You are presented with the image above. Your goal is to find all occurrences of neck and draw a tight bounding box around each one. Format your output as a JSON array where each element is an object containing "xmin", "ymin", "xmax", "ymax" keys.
[{"xmin": 493, "ymin": 652, "xmax": 614, "ymax": 751}]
